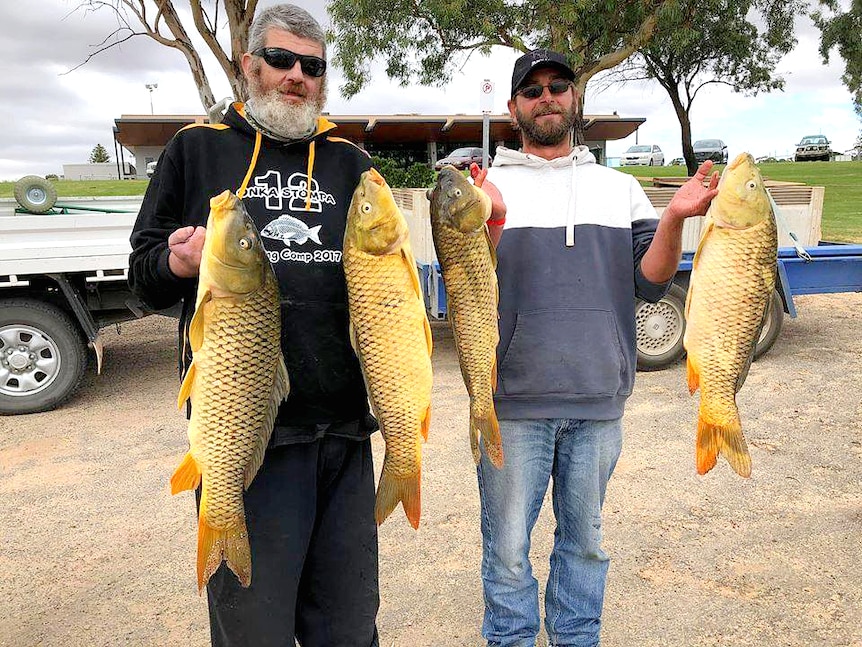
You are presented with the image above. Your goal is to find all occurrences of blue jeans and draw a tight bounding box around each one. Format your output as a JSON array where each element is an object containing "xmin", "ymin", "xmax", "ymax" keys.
[{"xmin": 477, "ymin": 418, "xmax": 623, "ymax": 647}]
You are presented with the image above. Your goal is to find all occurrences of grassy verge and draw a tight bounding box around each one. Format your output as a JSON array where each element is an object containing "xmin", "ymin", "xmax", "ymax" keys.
[
  {"xmin": 620, "ymin": 160, "xmax": 862, "ymax": 243},
  {"xmin": 2, "ymin": 160, "xmax": 860, "ymax": 242}
]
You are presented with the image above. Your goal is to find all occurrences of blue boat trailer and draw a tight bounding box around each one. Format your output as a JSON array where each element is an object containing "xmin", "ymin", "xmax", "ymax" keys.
[{"xmin": 419, "ymin": 242, "xmax": 862, "ymax": 370}]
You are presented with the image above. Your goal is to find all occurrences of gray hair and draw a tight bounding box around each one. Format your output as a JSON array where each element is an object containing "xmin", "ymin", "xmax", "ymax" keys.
[{"xmin": 247, "ymin": 4, "xmax": 327, "ymax": 60}]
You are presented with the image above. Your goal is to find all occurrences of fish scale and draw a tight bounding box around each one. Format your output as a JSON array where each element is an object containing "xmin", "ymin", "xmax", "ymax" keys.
[
  {"xmin": 683, "ymin": 153, "xmax": 777, "ymax": 478},
  {"xmin": 170, "ymin": 190, "xmax": 289, "ymax": 593},
  {"xmin": 429, "ymin": 168, "xmax": 502, "ymax": 467},
  {"xmin": 343, "ymin": 168, "xmax": 433, "ymax": 529}
]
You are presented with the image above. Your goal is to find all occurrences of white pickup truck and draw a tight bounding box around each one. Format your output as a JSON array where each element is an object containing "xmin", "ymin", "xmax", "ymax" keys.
[{"xmin": 0, "ymin": 177, "xmax": 149, "ymax": 415}]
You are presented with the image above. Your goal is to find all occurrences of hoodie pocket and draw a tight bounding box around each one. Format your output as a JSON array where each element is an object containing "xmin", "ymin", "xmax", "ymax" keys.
[{"xmin": 498, "ymin": 308, "xmax": 626, "ymax": 398}]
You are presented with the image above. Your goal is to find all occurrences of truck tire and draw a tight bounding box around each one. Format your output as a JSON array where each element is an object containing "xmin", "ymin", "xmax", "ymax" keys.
[
  {"xmin": 13, "ymin": 175, "xmax": 58, "ymax": 214},
  {"xmin": 754, "ymin": 289, "xmax": 784, "ymax": 360},
  {"xmin": 636, "ymin": 283, "xmax": 687, "ymax": 371},
  {"xmin": 0, "ymin": 299, "xmax": 88, "ymax": 415}
]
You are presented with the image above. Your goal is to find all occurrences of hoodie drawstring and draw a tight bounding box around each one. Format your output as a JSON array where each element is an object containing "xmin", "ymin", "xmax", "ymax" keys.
[
  {"xmin": 237, "ymin": 130, "xmax": 262, "ymax": 199},
  {"xmin": 305, "ymin": 140, "xmax": 316, "ymax": 211},
  {"xmin": 565, "ymin": 154, "xmax": 577, "ymax": 247}
]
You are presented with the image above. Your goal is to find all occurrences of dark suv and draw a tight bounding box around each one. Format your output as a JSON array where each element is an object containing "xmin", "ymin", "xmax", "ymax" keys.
[
  {"xmin": 794, "ymin": 135, "xmax": 831, "ymax": 162},
  {"xmin": 434, "ymin": 147, "xmax": 489, "ymax": 171},
  {"xmin": 693, "ymin": 139, "xmax": 729, "ymax": 164}
]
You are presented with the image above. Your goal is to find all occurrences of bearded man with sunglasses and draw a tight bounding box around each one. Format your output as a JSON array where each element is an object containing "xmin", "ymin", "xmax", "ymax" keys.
[
  {"xmin": 129, "ymin": 5, "xmax": 381, "ymax": 646},
  {"xmin": 476, "ymin": 49, "xmax": 718, "ymax": 647}
]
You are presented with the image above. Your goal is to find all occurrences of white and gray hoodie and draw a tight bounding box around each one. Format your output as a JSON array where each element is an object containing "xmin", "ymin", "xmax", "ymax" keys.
[{"xmin": 486, "ymin": 145, "xmax": 671, "ymax": 421}]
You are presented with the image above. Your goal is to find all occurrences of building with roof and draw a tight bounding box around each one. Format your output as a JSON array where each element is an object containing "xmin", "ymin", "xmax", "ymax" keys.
[{"xmin": 112, "ymin": 111, "xmax": 645, "ymax": 179}]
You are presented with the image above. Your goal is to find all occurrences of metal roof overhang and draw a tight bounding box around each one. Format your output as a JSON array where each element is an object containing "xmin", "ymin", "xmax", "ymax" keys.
[{"xmin": 113, "ymin": 113, "xmax": 645, "ymax": 147}]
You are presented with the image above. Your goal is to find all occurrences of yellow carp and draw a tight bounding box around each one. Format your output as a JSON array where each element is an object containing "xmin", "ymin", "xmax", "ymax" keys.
[
  {"xmin": 344, "ymin": 168, "xmax": 433, "ymax": 529},
  {"xmin": 683, "ymin": 153, "xmax": 777, "ymax": 477},
  {"xmin": 170, "ymin": 190, "xmax": 289, "ymax": 591},
  {"xmin": 428, "ymin": 166, "xmax": 503, "ymax": 467}
]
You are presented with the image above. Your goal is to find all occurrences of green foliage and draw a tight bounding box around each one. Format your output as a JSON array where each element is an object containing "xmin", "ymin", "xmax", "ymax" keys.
[
  {"xmin": 618, "ymin": 0, "xmax": 806, "ymax": 175},
  {"xmin": 370, "ymin": 155, "xmax": 436, "ymax": 188},
  {"xmin": 89, "ymin": 143, "xmax": 111, "ymax": 164},
  {"xmin": 812, "ymin": 0, "xmax": 862, "ymax": 116},
  {"xmin": 326, "ymin": 0, "xmax": 678, "ymax": 98}
]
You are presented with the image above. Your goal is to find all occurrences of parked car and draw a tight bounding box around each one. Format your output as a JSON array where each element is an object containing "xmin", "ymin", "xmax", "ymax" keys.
[
  {"xmin": 434, "ymin": 147, "xmax": 489, "ymax": 171},
  {"xmin": 620, "ymin": 144, "xmax": 664, "ymax": 166},
  {"xmin": 693, "ymin": 139, "xmax": 728, "ymax": 164},
  {"xmin": 794, "ymin": 135, "xmax": 831, "ymax": 162},
  {"xmin": 146, "ymin": 160, "xmax": 158, "ymax": 178},
  {"xmin": 669, "ymin": 157, "xmax": 685, "ymax": 166}
]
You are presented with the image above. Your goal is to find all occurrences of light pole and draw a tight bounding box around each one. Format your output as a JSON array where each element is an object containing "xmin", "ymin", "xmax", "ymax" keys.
[{"xmin": 145, "ymin": 83, "xmax": 158, "ymax": 114}]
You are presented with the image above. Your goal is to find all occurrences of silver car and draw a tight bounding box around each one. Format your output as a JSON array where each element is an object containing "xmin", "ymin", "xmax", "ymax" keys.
[{"xmin": 621, "ymin": 144, "xmax": 664, "ymax": 166}]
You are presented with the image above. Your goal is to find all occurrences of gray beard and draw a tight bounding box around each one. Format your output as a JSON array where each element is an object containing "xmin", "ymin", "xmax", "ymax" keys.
[
  {"xmin": 516, "ymin": 105, "xmax": 576, "ymax": 148},
  {"xmin": 245, "ymin": 82, "xmax": 326, "ymax": 142}
]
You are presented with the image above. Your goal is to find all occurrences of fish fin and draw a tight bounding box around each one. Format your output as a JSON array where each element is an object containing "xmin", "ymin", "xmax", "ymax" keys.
[
  {"xmin": 696, "ymin": 410, "xmax": 751, "ymax": 478},
  {"xmin": 686, "ymin": 356, "xmax": 700, "ymax": 394},
  {"xmin": 736, "ymin": 348, "xmax": 755, "ymax": 393},
  {"xmin": 423, "ymin": 312, "xmax": 433, "ymax": 357},
  {"xmin": 170, "ymin": 451, "xmax": 202, "ymax": 494},
  {"xmin": 348, "ymin": 319, "xmax": 359, "ymax": 355},
  {"xmin": 401, "ymin": 244, "xmax": 423, "ymax": 302},
  {"xmin": 308, "ymin": 225, "xmax": 322, "ymax": 245},
  {"xmin": 196, "ymin": 488, "xmax": 251, "ymax": 593},
  {"xmin": 472, "ymin": 403, "xmax": 503, "ymax": 468},
  {"xmin": 421, "ymin": 403, "xmax": 431, "ymax": 442},
  {"xmin": 177, "ymin": 360, "xmax": 197, "ymax": 409},
  {"xmin": 484, "ymin": 224, "xmax": 498, "ymax": 269},
  {"xmin": 244, "ymin": 354, "xmax": 290, "ymax": 490},
  {"xmin": 188, "ymin": 289, "xmax": 212, "ymax": 352},
  {"xmin": 375, "ymin": 469, "xmax": 421, "ymax": 530},
  {"xmin": 491, "ymin": 357, "xmax": 498, "ymax": 393}
]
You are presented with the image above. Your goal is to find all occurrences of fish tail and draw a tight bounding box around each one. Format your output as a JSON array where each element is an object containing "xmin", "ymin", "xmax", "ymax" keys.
[
  {"xmin": 170, "ymin": 451, "xmax": 202, "ymax": 494},
  {"xmin": 696, "ymin": 408, "xmax": 751, "ymax": 478},
  {"xmin": 471, "ymin": 401, "xmax": 503, "ymax": 468},
  {"xmin": 196, "ymin": 487, "xmax": 252, "ymax": 593},
  {"xmin": 375, "ymin": 467, "xmax": 421, "ymax": 530},
  {"xmin": 308, "ymin": 225, "xmax": 322, "ymax": 245}
]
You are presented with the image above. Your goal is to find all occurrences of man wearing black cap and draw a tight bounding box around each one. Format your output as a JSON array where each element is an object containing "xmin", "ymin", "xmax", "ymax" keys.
[{"xmin": 475, "ymin": 49, "xmax": 718, "ymax": 646}]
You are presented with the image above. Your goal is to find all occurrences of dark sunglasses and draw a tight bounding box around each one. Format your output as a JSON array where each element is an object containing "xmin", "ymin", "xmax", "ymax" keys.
[
  {"xmin": 516, "ymin": 79, "xmax": 573, "ymax": 100},
  {"xmin": 252, "ymin": 47, "xmax": 326, "ymax": 77}
]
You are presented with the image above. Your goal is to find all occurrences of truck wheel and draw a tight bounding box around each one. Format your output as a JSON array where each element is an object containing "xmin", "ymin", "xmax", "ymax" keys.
[
  {"xmin": 636, "ymin": 283, "xmax": 687, "ymax": 371},
  {"xmin": 753, "ymin": 289, "xmax": 784, "ymax": 360},
  {"xmin": 13, "ymin": 175, "xmax": 58, "ymax": 214},
  {"xmin": 0, "ymin": 299, "xmax": 88, "ymax": 415}
]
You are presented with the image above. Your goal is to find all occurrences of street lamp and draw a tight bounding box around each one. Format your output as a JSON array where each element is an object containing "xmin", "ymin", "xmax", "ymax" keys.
[{"xmin": 145, "ymin": 83, "xmax": 158, "ymax": 114}]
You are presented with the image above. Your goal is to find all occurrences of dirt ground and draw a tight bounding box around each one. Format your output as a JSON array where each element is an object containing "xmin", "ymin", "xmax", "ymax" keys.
[{"xmin": 1, "ymin": 292, "xmax": 860, "ymax": 647}]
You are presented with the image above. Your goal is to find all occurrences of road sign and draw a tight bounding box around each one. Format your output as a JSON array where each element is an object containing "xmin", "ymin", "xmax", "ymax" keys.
[{"xmin": 480, "ymin": 79, "xmax": 494, "ymax": 113}]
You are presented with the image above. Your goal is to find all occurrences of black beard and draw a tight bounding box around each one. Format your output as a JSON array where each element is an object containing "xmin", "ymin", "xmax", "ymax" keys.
[{"xmin": 516, "ymin": 104, "xmax": 576, "ymax": 147}]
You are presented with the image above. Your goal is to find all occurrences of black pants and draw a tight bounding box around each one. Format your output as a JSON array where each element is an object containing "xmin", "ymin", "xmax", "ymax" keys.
[{"xmin": 204, "ymin": 435, "xmax": 380, "ymax": 647}]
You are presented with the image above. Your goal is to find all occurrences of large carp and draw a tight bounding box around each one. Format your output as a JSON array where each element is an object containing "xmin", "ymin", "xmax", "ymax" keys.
[
  {"xmin": 428, "ymin": 166, "xmax": 503, "ymax": 468},
  {"xmin": 344, "ymin": 168, "xmax": 433, "ymax": 529},
  {"xmin": 683, "ymin": 153, "xmax": 777, "ymax": 477},
  {"xmin": 170, "ymin": 190, "xmax": 289, "ymax": 591}
]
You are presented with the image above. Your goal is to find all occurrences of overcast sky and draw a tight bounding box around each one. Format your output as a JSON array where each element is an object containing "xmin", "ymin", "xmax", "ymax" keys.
[{"xmin": 1, "ymin": 1, "xmax": 859, "ymax": 181}]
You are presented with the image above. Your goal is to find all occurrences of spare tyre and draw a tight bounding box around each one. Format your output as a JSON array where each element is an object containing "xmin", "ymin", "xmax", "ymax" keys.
[{"xmin": 14, "ymin": 175, "xmax": 58, "ymax": 214}]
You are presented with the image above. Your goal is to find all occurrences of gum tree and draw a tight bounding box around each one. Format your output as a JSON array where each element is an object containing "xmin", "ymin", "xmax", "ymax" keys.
[{"xmin": 326, "ymin": 0, "xmax": 687, "ymax": 142}]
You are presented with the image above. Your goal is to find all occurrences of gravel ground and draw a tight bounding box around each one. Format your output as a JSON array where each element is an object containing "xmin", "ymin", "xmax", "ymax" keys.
[{"xmin": 1, "ymin": 292, "xmax": 860, "ymax": 647}]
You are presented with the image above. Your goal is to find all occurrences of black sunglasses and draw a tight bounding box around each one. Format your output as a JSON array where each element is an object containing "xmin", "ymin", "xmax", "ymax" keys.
[
  {"xmin": 252, "ymin": 47, "xmax": 327, "ymax": 77},
  {"xmin": 516, "ymin": 79, "xmax": 573, "ymax": 100}
]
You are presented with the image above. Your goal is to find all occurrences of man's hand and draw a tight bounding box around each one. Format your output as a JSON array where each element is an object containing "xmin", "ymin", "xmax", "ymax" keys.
[
  {"xmin": 665, "ymin": 161, "xmax": 719, "ymax": 222},
  {"xmin": 469, "ymin": 163, "xmax": 506, "ymax": 224},
  {"xmin": 167, "ymin": 226, "xmax": 206, "ymax": 278}
]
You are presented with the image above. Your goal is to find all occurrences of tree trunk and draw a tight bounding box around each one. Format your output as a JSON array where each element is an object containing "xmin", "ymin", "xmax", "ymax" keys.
[{"xmin": 667, "ymin": 90, "xmax": 696, "ymax": 176}]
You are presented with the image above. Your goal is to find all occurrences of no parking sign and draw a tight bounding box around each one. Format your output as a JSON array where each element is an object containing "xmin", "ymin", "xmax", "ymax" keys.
[{"xmin": 480, "ymin": 79, "xmax": 494, "ymax": 113}]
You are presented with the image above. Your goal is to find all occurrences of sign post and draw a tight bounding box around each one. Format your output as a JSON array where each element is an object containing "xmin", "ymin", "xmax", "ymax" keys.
[{"xmin": 480, "ymin": 79, "xmax": 494, "ymax": 169}]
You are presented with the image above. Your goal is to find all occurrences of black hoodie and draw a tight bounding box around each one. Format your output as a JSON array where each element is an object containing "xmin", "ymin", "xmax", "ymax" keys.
[{"xmin": 128, "ymin": 102, "xmax": 376, "ymax": 443}]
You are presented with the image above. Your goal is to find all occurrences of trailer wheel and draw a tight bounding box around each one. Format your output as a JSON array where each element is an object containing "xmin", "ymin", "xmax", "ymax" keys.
[
  {"xmin": 636, "ymin": 283, "xmax": 687, "ymax": 371},
  {"xmin": 13, "ymin": 175, "xmax": 58, "ymax": 214},
  {"xmin": 754, "ymin": 289, "xmax": 784, "ymax": 360},
  {"xmin": 0, "ymin": 299, "xmax": 88, "ymax": 415}
]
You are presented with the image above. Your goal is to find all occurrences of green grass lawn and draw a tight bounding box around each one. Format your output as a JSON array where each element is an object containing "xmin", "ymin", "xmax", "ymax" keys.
[
  {"xmin": 2, "ymin": 160, "xmax": 861, "ymax": 242},
  {"xmin": 620, "ymin": 160, "xmax": 862, "ymax": 243}
]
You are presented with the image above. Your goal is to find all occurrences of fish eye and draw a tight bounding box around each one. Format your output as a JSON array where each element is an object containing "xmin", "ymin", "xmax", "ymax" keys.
[
  {"xmin": 361, "ymin": 202, "xmax": 372, "ymax": 214},
  {"xmin": 746, "ymin": 180, "xmax": 757, "ymax": 190},
  {"xmin": 239, "ymin": 237, "xmax": 252, "ymax": 250}
]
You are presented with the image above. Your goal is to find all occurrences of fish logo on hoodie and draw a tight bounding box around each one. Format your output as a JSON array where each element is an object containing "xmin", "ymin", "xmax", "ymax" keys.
[{"xmin": 261, "ymin": 215, "xmax": 322, "ymax": 247}]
